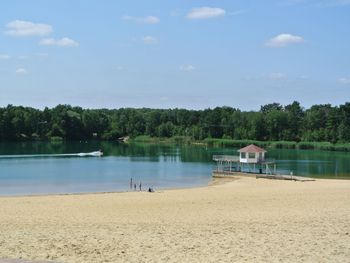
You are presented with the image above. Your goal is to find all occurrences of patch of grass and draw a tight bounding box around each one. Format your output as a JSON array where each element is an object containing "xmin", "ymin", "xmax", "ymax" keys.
[
  {"xmin": 269, "ymin": 141, "xmax": 297, "ymax": 149},
  {"xmin": 130, "ymin": 136, "xmax": 350, "ymax": 152},
  {"xmin": 296, "ymin": 141, "xmax": 336, "ymax": 150},
  {"xmin": 131, "ymin": 135, "xmax": 193, "ymax": 145},
  {"xmin": 50, "ymin": 136, "xmax": 63, "ymax": 144},
  {"xmin": 203, "ymin": 138, "xmax": 269, "ymax": 148},
  {"xmin": 171, "ymin": 136, "xmax": 192, "ymax": 144},
  {"xmin": 131, "ymin": 135, "xmax": 158, "ymax": 143}
]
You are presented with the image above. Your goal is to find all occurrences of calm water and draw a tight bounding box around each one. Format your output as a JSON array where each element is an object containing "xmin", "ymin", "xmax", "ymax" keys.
[{"xmin": 0, "ymin": 142, "xmax": 349, "ymax": 196}]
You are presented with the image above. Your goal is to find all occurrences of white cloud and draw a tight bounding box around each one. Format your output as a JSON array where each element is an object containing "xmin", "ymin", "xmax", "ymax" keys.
[
  {"xmin": 338, "ymin": 78, "xmax": 350, "ymax": 85},
  {"xmin": 142, "ymin": 36, "xmax": 157, "ymax": 45},
  {"xmin": 268, "ymin": 72, "xmax": 287, "ymax": 80},
  {"xmin": 121, "ymin": 15, "xmax": 160, "ymax": 24},
  {"xmin": 0, "ymin": 54, "xmax": 10, "ymax": 60},
  {"xmin": 266, "ymin": 33, "xmax": 304, "ymax": 47},
  {"xmin": 5, "ymin": 20, "xmax": 52, "ymax": 37},
  {"xmin": 39, "ymin": 37, "xmax": 79, "ymax": 47},
  {"xmin": 144, "ymin": 16, "xmax": 160, "ymax": 24},
  {"xmin": 186, "ymin": 7, "xmax": 226, "ymax": 19},
  {"xmin": 180, "ymin": 65, "xmax": 196, "ymax": 71},
  {"xmin": 16, "ymin": 68, "xmax": 27, "ymax": 74}
]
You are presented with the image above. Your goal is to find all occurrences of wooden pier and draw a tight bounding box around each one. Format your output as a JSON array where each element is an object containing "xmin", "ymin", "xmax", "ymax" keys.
[
  {"xmin": 255, "ymin": 173, "xmax": 315, "ymax": 182},
  {"xmin": 213, "ymin": 171, "xmax": 315, "ymax": 182},
  {"xmin": 212, "ymin": 145, "xmax": 316, "ymax": 182}
]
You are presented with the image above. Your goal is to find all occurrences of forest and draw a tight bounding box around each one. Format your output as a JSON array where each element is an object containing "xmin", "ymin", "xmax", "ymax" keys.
[{"xmin": 0, "ymin": 101, "xmax": 350, "ymax": 145}]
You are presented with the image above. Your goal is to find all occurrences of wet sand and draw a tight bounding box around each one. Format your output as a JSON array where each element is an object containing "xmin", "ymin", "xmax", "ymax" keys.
[{"xmin": 0, "ymin": 176, "xmax": 349, "ymax": 262}]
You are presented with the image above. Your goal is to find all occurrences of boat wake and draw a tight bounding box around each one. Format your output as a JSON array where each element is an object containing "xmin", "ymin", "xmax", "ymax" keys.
[{"xmin": 0, "ymin": 151, "xmax": 103, "ymax": 159}]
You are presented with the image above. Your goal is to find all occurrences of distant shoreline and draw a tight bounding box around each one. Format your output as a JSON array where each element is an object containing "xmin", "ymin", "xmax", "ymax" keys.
[
  {"xmin": 2, "ymin": 103, "xmax": 350, "ymax": 151},
  {"xmin": 129, "ymin": 136, "xmax": 350, "ymax": 152},
  {"xmin": 2, "ymin": 137, "xmax": 350, "ymax": 152}
]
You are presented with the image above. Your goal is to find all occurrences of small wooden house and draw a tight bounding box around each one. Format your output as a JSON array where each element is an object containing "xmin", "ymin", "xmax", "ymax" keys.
[
  {"xmin": 238, "ymin": 144, "xmax": 266, "ymax": 164},
  {"xmin": 213, "ymin": 144, "xmax": 275, "ymax": 175}
]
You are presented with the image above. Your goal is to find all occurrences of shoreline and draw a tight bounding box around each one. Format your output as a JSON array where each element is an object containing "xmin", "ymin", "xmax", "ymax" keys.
[
  {"xmin": 0, "ymin": 177, "xmax": 232, "ymax": 199},
  {"xmin": 1, "ymin": 174, "xmax": 350, "ymax": 199},
  {"xmin": 0, "ymin": 176, "xmax": 349, "ymax": 262}
]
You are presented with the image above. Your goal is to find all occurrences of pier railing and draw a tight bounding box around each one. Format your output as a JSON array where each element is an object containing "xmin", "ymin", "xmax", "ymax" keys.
[
  {"xmin": 213, "ymin": 155, "xmax": 276, "ymax": 165},
  {"xmin": 213, "ymin": 155, "xmax": 240, "ymax": 162}
]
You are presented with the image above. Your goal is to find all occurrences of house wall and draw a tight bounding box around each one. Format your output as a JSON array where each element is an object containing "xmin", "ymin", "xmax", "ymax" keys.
[{"xmin": 239, "ymin": 152, "xmax": 265, "ymax": 163}]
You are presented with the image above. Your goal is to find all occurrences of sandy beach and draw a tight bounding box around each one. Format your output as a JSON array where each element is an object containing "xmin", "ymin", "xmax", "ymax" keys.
[{"xmin": 0, "ymin": 176, "xmax": 350, "ymax": 263}]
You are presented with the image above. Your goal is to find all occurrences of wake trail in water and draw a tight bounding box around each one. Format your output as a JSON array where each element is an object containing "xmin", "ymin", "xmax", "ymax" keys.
[{"xmin": 0, "ymin": 151, "xmax": 103, "ymax": 159}]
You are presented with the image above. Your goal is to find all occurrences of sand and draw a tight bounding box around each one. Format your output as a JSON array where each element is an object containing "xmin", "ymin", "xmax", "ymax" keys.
[{"xmin": 0, "ymin": 176, "xmax": 350, "ymax": 263}]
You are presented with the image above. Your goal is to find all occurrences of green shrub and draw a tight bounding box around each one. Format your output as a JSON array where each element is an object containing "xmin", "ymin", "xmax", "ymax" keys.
[
  {"xmin": 50, "ymin": 136, "xmax": 63, "ymax": 143},
  {"xmin": 270, "ymin": 141, "xmax": 297, "ymax": 149},
  {"xmin": 132, "ymin": 135, "xmax": 155, "ymax": 143}
]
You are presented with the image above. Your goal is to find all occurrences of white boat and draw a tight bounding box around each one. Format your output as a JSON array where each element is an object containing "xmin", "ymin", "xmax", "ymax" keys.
[{"xmin": 77, "ymin": 151, "xmax": 103, "ymax": 157}]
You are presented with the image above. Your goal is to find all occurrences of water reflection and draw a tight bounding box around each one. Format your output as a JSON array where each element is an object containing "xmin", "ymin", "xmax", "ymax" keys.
[{"xmin": 0, "ymin": 142, "xmax": 349, "ymax": 196}]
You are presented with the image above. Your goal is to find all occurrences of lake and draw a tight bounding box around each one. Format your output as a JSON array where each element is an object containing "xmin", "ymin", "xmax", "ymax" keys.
[{"xmin": 0, "ymin": 141, "xmax": 349, "ymax": 196}]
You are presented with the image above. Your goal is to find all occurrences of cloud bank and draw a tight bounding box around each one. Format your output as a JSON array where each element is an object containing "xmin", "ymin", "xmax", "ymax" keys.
[
  {"xmin": 121, "ymin": 15, "xmax": 160, "ymax": 24},
  {"xmin": 266, "ymin": 33, "xmax": 304, "ymax": 47},
  {"xmin": 186, "ymin": 7, "xmax": 226, "ymax": 19},
  {"xmin": 39, "ymin": 37, "xmax": 79, "ymax": 47},
  {"xmin": 5, "ymin": 20, "xmax": 52, "ymax": 37},
  {"xmin": 16, "ymin": 68, "xmax": 27, "ymax": 74}
]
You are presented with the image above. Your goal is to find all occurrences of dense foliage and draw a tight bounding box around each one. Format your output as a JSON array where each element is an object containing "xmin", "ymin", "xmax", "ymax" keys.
[{"xmin": 0, "ymin": 101, "xmax": 350, "ymax": 143}]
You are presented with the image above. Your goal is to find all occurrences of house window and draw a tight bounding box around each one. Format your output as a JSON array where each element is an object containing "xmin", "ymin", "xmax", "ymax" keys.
[
  {"xmin": 248, "ymin": 153, "xmax": 255, "ymax": 159},
  {"xmin": 241, "ymin": 152, "xmax": 246, "ymax": 159}
]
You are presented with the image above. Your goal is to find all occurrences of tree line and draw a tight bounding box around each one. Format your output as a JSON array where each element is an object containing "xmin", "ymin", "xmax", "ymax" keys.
[{"xmin": 0, "ymin": 101, "xmax": 349, "ymax": 143}]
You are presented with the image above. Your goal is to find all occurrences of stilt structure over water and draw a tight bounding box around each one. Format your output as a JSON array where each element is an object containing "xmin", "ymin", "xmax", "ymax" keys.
[
  {"xmin": 213, "ymin": 144, "xmax": 315, "ymax": 181},
  {"xmin": 213, "ymin": 144, "xmax": 276, "ymax": 175}
]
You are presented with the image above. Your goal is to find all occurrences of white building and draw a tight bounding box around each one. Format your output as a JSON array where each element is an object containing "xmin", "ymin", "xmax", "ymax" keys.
[{"xmin": 238, "ymin": 144, "xmax": 266, "ymax": 164}]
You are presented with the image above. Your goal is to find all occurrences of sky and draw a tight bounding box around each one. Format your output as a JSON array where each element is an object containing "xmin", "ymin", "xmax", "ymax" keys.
[{"xmin": 0, "ymin": 0, "xmax": 349, "ymax": 110}]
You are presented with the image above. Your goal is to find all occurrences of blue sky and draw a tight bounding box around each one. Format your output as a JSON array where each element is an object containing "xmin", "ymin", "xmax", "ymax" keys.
[{"xmin": 0, "ymin": 0, "xmax": 349, "ymax": 110}]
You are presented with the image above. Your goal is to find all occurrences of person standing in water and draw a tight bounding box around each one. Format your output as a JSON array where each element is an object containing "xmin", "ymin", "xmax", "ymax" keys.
[
  {"xmin": 139, "ymin": 181, "xmax": 142, "ymax": 191},
  {"xmin": 130, "ymin": 178, "xmax": 133, "ymax": 190}
]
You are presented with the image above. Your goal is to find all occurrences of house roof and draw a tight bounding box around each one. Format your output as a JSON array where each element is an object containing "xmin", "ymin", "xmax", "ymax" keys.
[{"xmin": 238, "ymin": 144, "xmax": 266, "ymax": 153}]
